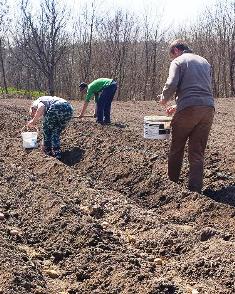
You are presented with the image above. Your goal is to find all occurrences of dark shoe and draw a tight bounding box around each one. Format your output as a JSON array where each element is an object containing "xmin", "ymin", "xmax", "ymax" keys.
[
  {"xmin": 44, "ymin": 148, "xmax": 53, "ymax": 156},
  {"xmin": 53, "ymin": 148, "xmax": 62, "ymax": 160},
  {"xmin": 103, "ymin": 121, "xmax": 111, "ymax": 125},
  {"xmin": 188, "ymin": 186, "xmax": 202, "ymax": 194}
]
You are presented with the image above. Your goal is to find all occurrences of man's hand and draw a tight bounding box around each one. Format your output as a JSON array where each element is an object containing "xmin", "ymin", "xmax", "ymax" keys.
[
  {"xmin": 78, "ymin": 101, "xmax": 89, "ymax": 119},
  {"xmin": 166, "ymin": 105, "xmax": 177, "ymax": 115},
  {"xmin": 158, "ymin": 94, "xmax": 167, "ymax": 106}
]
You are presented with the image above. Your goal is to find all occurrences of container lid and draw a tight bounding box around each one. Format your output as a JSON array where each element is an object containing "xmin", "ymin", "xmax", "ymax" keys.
[
  {"xmin": 21, "ymin": 132, "xmax": 38, "ymax": 135},
  {"xmin": 144, "ymin": 115, "xmax": 172, "ymax": 122}
]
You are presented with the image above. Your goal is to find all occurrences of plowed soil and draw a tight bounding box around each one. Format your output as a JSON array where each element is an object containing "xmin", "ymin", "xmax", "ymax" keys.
[{"xmin": 0, "ymin": 96, "xmax": 234, "ymax": 294}]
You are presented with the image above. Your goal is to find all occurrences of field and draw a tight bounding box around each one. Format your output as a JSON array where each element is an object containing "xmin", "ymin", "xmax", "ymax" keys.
[{"xmin": 0, "ymin": 96, "xmax": 234, "ymax": 294}]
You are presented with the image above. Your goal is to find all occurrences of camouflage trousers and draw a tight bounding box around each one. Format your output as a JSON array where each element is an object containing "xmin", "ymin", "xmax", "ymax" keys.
[{"xmin": 42, "ymin": 102, "xmax": 73, "ymax": 150}]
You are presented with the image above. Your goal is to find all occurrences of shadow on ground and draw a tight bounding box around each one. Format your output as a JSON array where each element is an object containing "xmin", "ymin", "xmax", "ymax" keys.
[
  {"xmin": 112, "ymin": 122, "xmax": 127, "ymax": 128},
  {"xmin": 204, "ymin": 185, "xmax": 235, "ymax": 207},
  {"xmin": 61, "ymin": 147, "xmax": 85, "ymax": 166}
]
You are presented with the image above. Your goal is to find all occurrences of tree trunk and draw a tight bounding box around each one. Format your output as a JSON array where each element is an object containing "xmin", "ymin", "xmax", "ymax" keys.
[
  {"xmin": 48, "ymin": 73, "xmax": 55, "ymax": 96},
  {"xmin": 230, "ymin": 30, "xmax": 235, "ymax": 96},
  {"xmin": 0, "ymin": 38, "xmax": 8, "ymax": 94}
]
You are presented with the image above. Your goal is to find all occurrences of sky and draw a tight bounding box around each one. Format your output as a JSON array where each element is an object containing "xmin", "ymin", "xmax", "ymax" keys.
[
  {"xmin": 66, "ymin": 0, "xmax": 220, "ymax": 27},
  {"xmin": 7, "ymin": 0, "xmax": 220, "ymax": 29}
]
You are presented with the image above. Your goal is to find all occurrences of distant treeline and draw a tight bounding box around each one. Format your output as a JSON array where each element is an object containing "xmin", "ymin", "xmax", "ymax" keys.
[{"xmin": 0, "ymin": 0, "xmax": 234, "ymax": 100}]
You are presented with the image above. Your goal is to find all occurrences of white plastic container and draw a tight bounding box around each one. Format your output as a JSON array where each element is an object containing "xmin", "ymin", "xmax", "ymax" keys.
[
  {"xmin": 21, "ymin": 127, "xmax": 38, "ymax": 149},
  {"xmin": 144, "ymin": 115, "xmax": 172, "ymax": 139}
]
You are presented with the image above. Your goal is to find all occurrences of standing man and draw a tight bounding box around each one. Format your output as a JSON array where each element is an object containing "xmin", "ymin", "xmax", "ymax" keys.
[
  {"xmin": 78, "ymin": 78, "xmax": 117, "ymax": 124},
  {"xmin": 27, "ymin": 96, "xmax": 73, "ymax": 159},
  {"xmin": 159, "ymin": 39, "xmax": 214, "ymax": 193}
]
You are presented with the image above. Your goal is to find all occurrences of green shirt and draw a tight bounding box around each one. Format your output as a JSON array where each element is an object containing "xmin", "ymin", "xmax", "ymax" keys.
[{"xmin": 85, "ymin": 78, "xmax": 113, "ymax": 102}]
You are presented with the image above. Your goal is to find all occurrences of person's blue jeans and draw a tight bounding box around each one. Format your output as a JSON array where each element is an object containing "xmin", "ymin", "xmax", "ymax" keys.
[{"xmin": 96, "ymin": 81, "xmax": 117, "ymax": 124}]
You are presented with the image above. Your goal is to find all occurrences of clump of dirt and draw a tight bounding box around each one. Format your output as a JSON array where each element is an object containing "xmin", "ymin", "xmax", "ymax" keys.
[{"xmin": 0, "ymin": 97, "xmax": 234, "ymax": 294}]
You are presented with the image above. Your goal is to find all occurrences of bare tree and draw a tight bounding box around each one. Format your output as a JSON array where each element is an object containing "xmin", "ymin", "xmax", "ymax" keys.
[
  {"xmin": 188, "ymin": 0, "xmax": 235, "ymax": 97},
  {"xmin": 229, "ymin": 1, "xmax": 235, "ymax": 96},
  {"xmin": 83, "ymin": 1, "xmax": 96, "ymax": 80},
  {"xmin": 3, "ymin": 0, "xmax": 234, "ymax": 100},
  {"xmin": 0, "ymin": 0, "xmax": 10, "ymax": 94},
  {"xmin": 13, "ymin": 0, "xmax": 69, "ymax": 95},
  {"xmin": 231, "ymin": 28, "xmax": 235, "ymax": 96}
]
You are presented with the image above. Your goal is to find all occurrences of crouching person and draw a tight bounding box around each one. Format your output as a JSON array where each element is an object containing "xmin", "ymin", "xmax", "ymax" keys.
[{"xmin": 27, "ymin": 96, "xmax": 73, "ymax": 159}]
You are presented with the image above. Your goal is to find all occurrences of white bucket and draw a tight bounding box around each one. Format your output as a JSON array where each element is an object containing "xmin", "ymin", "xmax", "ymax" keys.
[
  {"xmin": 21, "ymin": 127, "xmax": 38, "ymax": 149},
  {"xmin": 144, "ymin": 115, "xmax": 172, "ymax": 139}
]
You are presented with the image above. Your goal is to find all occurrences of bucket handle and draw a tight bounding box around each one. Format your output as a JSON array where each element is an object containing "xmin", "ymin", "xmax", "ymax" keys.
[{"xmin": 21, "ymin": 125, "xmax": 38, "ymax": 133}]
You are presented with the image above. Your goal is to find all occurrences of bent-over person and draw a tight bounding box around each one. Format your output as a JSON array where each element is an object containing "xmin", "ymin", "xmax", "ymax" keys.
[
  {"xmin": 78, "ymin": 78, "xmax": 117, "ymax": 124},
  {"xmin": 27, "ymin": 96, "xmax": 73, "ymax": 159}
]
